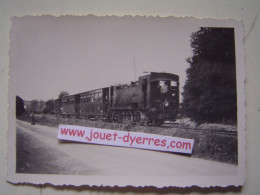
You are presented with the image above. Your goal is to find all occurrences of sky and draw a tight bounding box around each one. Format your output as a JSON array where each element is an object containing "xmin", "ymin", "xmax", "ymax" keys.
[{"xmin": 10, "ymin": 15, "xmax": 200, "ymax": 101}]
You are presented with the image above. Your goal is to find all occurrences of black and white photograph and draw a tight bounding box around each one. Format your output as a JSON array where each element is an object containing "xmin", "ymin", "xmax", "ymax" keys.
[{"xmin": 8, "ymin": 15, "xmax": 245, "ymax": 187}]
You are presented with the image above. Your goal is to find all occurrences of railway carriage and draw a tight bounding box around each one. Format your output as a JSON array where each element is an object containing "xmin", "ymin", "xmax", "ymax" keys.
[
  {"xmin": 78, "ymin": 88, "xmax": 109, "ymax": 119},
  {"xmin": 60, "ymin": 95, "xmax": 78, "ymax": 117},
  {"xmin": 54, "ymin": 98, "xmax": 61, "ymax": 115}
]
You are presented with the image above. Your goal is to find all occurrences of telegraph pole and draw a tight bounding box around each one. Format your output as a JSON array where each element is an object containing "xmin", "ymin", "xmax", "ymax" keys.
[{"xmin": 133, "ymin": 56, "xmax": 136, "ymax": 81}]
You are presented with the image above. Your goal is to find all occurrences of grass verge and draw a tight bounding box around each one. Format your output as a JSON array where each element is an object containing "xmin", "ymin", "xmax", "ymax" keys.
[{"xmin": 18, "ymin": 114, "xmax": 238, "ymax": 164}]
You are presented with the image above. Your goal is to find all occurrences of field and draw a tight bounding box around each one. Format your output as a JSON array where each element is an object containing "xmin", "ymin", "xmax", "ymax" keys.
[{"xmin": 18, "ymin": 114, "xmax": 238, "ymax": 164}]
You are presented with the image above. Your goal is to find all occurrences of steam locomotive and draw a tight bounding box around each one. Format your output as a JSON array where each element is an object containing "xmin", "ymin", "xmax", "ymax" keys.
[{"xmin": 54, "ymin": 72, "xmax": 179, "ymax": 125}]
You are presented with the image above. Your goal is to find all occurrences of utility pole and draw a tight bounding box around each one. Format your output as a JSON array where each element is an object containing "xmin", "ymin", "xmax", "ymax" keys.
[{"xmin": 133, "ymin": 56, "xmax": 136, "ymax": 81}]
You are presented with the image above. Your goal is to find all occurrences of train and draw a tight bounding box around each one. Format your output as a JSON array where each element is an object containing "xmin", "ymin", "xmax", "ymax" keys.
[{"xmin": 54, "ymin": 72, "xmax": 179, "ymax": 126}]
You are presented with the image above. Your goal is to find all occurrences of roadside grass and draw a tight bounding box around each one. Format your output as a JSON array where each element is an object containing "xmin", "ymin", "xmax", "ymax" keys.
[{"xmin": 18, "ymin": 114, "xmax": 238, "ymax": 164}]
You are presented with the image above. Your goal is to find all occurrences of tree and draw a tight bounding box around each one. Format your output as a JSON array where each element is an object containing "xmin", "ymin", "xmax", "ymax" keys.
[
  {"xmin": 16, "ymin": 96, "xmax": 25, "ymax": 117},
  {"xmin": 190, "ymin": 28, "xmax": 235, "ymax": 64},
  {"xmin": 182, "ymin": 28, "xmax": 237, "ymax": 124},
  {"xmin": 43, "ymin": 99, "xmax": 55, "ymax": 114},
  {"xmin": 38, "ymin": 100, "xmax": 45, "ymax": 112},
  {"xmin": 58, "ymin": 91, "xmax": 69, "ymax": 99},
  {"xmin": 30, "ymin": 99, "xmax": 39, "ymax": 112}
]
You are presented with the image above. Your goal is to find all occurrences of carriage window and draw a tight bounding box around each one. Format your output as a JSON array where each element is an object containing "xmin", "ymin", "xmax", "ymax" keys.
[
  {"xmin": 91, "ymin": 95, "xmax": 94, "ymax": 102},
  {"xmin": 151, "ymin": 81, "xmax": 159, "ymax": 86},
  {"xmin": 171, "ymin": 80, "xmax": 178, "ymax": 87},
  {"xmin": 94, "ymin": 93, "xmax": 98, "ymax": 101},
  {"xmin": 99, "ymin": 92, "xmax": 103, "ymax": 100},
  {"xmin": 151, "ymin": 80, "xmax": 178, "ymax": 94},
  {"xmin": 159, "ymin": 81, "xmax": 170, "ymax": 94}
]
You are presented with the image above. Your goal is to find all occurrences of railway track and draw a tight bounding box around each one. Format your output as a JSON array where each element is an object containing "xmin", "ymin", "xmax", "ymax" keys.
[
  {"xmin": 162, "ymin": 122, "xmax": 237, "ymax": 137},
  {"xmin": 40, "ymin": 114, "xmax": 238, "ymax": 137}
]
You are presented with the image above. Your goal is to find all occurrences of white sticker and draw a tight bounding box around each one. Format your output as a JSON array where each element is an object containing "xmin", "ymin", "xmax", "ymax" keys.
[{"xmin": 58, "ymin": 124, "xmax": 194, "ymax": 154}]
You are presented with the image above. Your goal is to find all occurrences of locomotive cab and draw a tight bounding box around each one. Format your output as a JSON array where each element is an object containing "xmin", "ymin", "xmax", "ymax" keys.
[{"xmin": 145, "ymin": 72, "xmax": 179, "ymax": 124}]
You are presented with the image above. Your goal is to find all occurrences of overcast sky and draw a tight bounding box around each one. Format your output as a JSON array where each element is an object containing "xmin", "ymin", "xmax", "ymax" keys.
[{"xmin": 10, "ymin": 15, "xmax": 200, "ymax": 101}]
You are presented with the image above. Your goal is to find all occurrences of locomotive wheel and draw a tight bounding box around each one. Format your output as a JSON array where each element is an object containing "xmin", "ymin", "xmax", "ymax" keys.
[
  {"xmin": 153, "ymin": 119, "xmax": 164, "ymax": 126},
  {"xmin": 111, "ymin": 111, "xmax": 123, "ymax": 123},
  {"xmin": 122, "ymin": 112, "xmax": 126, "ymax": 121},
  {"xmin": 134, "ymin": 111, "xmax": 141, "ymax": 122},
  {"xmin": 117, "ymin": 113, "xmax": 123, "ymax": 123},
  {"xmin": 112, "ymin": 111, "xmax": 117, "ymax": 123},
  {"xmin": 125, "ymin": 111, "xmax": 132, "ymax": 122},
  {"xmin": 95, "ymin": 115, "xmax": 101, "ymax": 121}
]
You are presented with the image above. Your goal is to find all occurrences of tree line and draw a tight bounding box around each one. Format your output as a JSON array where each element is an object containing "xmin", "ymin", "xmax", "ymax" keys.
[
  {"xmin": 181, "ymin": 27, "xmax": 237, "ymax": 124},
  {"xmin": 16, "ymin": 91, "xmax": 69, "ymax": 117}
]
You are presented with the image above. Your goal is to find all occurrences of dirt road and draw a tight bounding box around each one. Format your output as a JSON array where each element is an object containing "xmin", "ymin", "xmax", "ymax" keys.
[{"xmin": 16, "ymin": 120, "xmax": 237, "ymax": 176}]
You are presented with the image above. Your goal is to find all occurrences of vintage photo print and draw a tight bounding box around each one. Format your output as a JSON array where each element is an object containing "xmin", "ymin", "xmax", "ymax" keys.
[{"xmin": 8, "ymin": 15, "xmax": 245, "ymax": 187}]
